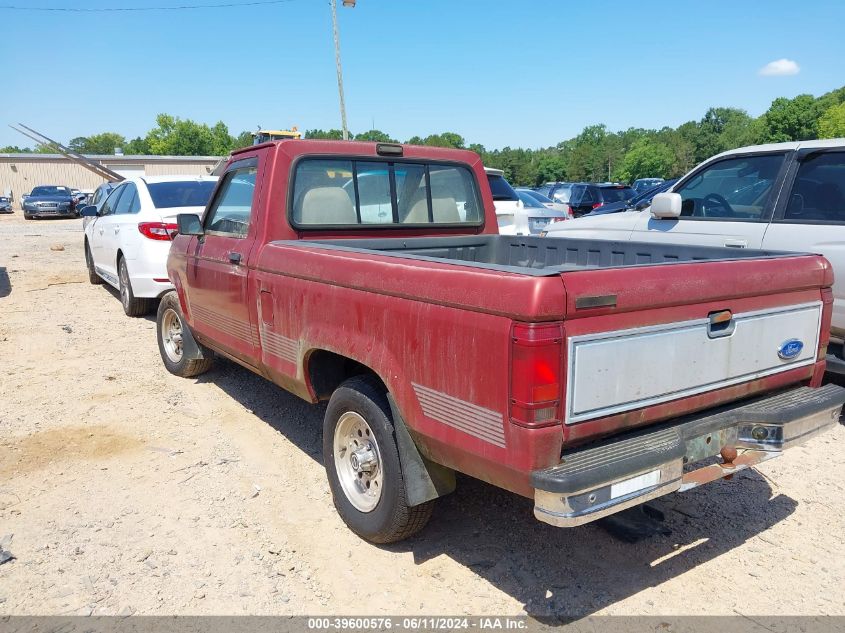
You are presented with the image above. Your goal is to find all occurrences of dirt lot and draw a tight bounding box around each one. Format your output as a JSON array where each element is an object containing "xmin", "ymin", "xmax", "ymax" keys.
[{"xmin": 0, "ymin": 211, "xmax": 844, "ymax": 618}]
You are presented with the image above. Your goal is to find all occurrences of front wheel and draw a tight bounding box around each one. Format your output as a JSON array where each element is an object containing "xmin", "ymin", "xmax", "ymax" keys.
[
  {"xmin": 323, "ymin": 376, "xmax": 434, "ymax": 543},
  {"xmin": 156, "ymin": 291, "xmax": 213, "ymax": 378}
]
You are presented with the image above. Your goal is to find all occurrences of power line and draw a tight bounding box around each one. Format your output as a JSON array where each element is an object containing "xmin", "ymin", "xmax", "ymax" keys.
[{"xmin": 0, "ymin": 0, "xmax": 297, "ymax": 11}]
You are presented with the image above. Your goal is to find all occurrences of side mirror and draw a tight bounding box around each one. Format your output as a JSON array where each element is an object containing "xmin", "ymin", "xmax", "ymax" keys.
[
  {"xmin": 79, "ymin": 205, "xmax": 98, "ymax": 217},
  {"xmin": 177, "ymin": 213, "xmax": 204, "ymax": 236},
  {"xmin": 650, "ymin": 192, "xmax": 682, "ymax": 219}
]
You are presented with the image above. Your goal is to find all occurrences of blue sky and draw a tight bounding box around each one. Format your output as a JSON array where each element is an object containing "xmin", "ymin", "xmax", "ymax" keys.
[{"xmin": 1, "ymin": 0, "xmax": 844, "ymax": 151}]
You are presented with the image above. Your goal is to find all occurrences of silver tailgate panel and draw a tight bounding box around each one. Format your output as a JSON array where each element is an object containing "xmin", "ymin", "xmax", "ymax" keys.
[{"xmin": 566, "ymin": 302, "xmax": 821, "ymax": 424}]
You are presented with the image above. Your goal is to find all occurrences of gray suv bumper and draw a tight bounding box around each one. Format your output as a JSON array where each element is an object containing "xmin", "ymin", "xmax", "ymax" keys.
[{"xmin": 532, "ymin": 384, "xmax": 845, "ymax": 527}]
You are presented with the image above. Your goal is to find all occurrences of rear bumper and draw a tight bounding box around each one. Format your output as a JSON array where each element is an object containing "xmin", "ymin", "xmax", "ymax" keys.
[{"xmin": 532, "ymin": 384, "xmax": 845, "ymax": 527}]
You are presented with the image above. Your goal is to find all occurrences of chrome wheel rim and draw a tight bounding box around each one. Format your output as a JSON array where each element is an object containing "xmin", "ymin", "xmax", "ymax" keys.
[
  {"xmin": 119, "ymin": 261, "xmax": 130, "ymax": 309},
  {"xmin": 161, "ymin": 308, "xmax": 184, "ymax": 363},
  {"xmin": 333, "ymin": 411, "xmax": 383, "ymax": 512}
]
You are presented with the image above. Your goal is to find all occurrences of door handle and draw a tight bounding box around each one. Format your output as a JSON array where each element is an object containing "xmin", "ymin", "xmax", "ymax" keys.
[
  {"xmin": 228, "ymin": 252, "xmax": 242, "ymax": 264},
  {"xmin": 724, "ymin": 239, "xmax": 747, "ymax": 249}
]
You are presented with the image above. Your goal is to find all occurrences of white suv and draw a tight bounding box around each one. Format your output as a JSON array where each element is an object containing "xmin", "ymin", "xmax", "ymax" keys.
[
  {"xmin": 544, "ymin": 139, "xmax": 845, "ymax": 366},
  {"xmin": 82, "ymin": 176, "xmax": 218, "ymax": 316}
]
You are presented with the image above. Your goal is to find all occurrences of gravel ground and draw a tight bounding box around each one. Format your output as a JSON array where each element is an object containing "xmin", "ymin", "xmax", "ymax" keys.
[{"xmin": 0, "ymin": 211, "xmax": 844, "ymax": 618}]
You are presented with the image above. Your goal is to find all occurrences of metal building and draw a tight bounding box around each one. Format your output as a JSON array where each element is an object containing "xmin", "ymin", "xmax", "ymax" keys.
[{"xmin": 0, "ymin": 153, "xmax": 221, "ymax": 207}]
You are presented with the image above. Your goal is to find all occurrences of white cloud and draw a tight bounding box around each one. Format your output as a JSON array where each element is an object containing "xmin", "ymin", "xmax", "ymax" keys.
[{"xmin": 759, "ymin": 58, "xmax": 801, "ymax": 76}]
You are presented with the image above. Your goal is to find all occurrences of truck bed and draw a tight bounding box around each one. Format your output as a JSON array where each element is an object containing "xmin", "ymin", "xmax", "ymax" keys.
[{"xmin": 293, "ymin": 235, "xmax": 800, "ymax": 276}]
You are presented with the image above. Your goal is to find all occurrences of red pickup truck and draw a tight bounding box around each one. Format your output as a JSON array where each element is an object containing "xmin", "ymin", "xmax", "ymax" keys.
[{"xmin": 157, "ymin": 139, "xmax": 845, "ymax": 543}]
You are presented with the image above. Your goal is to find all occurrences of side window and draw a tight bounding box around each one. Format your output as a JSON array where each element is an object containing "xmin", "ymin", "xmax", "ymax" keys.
[
  {"xmin": 569, "ymin": 185, "xmax": 583, "ymax": 205},
  {"xmin": 91, "ymin": 187, "xmax": 104, "ymax": 206},
  {"xmin": 100, "ymin": 186, "xmax": 124, "ymax": 216},
  {"xmin": 783, "ymin": 153, "xmax": 845, "ymax": 223},
  {"xmin": 114, "ymin": 183, "xmax": 137, "ymax": 215},
  {"xmin": 581, "ymin": 187, "xmax": 595, "ymax": 204},
  {"xmin": 676, "ymin": 154, "xmax": 785, "ymax": 221},
  {"xmin": 204, "ymin": 166, "xmax": 257, "ymax": 237},
  {"xmin": 356, "ymin": 161, "xmax": 393, "ymax": 224}
]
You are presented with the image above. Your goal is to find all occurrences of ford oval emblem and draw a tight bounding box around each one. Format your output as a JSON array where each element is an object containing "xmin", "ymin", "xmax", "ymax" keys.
[{"xmin": 778, "ymin": 339, "xmax": 804, "ymax": 360}]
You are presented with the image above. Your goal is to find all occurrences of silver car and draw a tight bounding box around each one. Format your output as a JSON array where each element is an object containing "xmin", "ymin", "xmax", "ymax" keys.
[{"xmin": 515, "ymin": 189, "xmax": 570, "ymax": 234}]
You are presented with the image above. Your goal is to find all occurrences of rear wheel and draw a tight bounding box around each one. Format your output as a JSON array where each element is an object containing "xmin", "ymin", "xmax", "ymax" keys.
[
  {"xmin": 156, "ymin": 291, "xmax": 213, "ymax": 377},
  {"xmin": 85, "ymin": 241, "xmax": 102, "ymax": 285},
  {"xmin": 118, "ymin": 256, "xmax": 153, "ymax": 317},
  {"xmin": 323, "ymin": 375, "xmax": 434, "ymax": 543}
]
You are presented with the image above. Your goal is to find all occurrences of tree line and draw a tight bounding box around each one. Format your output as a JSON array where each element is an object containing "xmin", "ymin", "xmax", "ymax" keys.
[{"xmin": 3, "ymin": 85, "xmax": 844, "ymax": 186}]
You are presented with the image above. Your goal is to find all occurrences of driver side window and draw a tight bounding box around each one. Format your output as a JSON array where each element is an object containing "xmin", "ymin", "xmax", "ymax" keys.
[
  {"xmin": 100, "ymin": 186, "xmax": 125, "ymax": 216},
  {"xmin": 676, "ymin": 154, "xmax": 785, "ymax": 221}
]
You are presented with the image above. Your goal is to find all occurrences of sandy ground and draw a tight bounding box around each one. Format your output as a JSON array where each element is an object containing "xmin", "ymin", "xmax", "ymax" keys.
[{"xmin": 0, "ymin": 211, "xmax": 844, "ymax": 618}]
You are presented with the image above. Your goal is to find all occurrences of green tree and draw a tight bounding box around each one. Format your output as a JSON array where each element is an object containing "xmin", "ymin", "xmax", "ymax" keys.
[
  {"xmin": 124, "ymin": 136, "xmax": 151, "ymax": 154},
  {"xmin": 144, "ymin": 114, "xmax": 229, "ymax": 156},
  {"xmin": 535, "ymin": 154, "xmax": 566, "ymax": 184},
  {"xmin": 233, "ymin": 130, "xmax": 254, "ymax": 149},
  {"xmin": 68, "ymin": 132, "xmax": 127, "ymax": 154},
  {"xmin": 0, "ymin": 145, "xmax": 30, "ymax": 153},
  {"xmin": 761, "ymin": 95, "xmax": 823, "ymax": 142},
  {"xmin": 353, "ymin": 129, "xmax": 396, "ymax": 142},
  {"xmin": 818, "ymin": 102, "xmax": 845, "ymax": 139},
  {"xmin": 305, "ymin": 129, "xmax": 347, "ymax": 140},
  {"xmin": 616, "ymin": 139, "xmax": 674, "ymax": 182}
]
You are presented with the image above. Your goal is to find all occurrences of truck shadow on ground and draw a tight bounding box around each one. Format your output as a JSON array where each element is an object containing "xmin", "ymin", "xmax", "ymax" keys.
[
  {"xmin": 0, "ymin": 267, "xmax": 10, "ymax": 298},
  {"xmin": 205, "ymin": 359, "xmax": 797, "ymax": 620}
]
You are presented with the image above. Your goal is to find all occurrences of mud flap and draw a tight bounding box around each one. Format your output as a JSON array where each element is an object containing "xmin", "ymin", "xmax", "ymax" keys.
[{"xmin": 387, "ymin": 394, "xmax": 456, "ymax": 507}]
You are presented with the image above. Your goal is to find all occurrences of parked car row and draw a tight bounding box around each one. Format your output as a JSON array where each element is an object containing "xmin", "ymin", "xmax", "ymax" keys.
[
  {"xmin": 141, "ymin": 138, "xmax": 841, "ymax": 544},
  {"xmin": 543, "ymin": 138, "xmax": 845, "ymax": 370}
]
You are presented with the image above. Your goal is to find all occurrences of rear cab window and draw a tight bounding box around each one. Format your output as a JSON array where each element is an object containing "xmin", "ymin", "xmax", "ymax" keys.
[
  {"xmin": 599, "ymin": 186, "xmax": 635, "ymax": 203},
  {"xmin": 291, "ymin": 158, "xmax": 483, "ymax": 227},
  {"xmin": 486, "ymin": 174, "xmax": 519, "ymax": 202},
  {"xmin": 147, "ymin": 180, "xmax": 217, "ymax": 209}
]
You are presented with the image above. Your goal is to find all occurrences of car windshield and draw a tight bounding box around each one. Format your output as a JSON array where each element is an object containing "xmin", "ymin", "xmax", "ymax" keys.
[
  {"xmin": 146, "ymin": 180, "xmax": 217, "ymax": 209},
  {"xmin": 516, "ymin": 191, "xmax": 546, "ymax": 208},
  {"xmin": 30, "ymin": 186, "xmax": 70, "ymax": 196},
  {"xmin": 599, "ymin": 186, "xmax": 636, "ymax": 203},
  {"xmin": 487, "ymin": 174, "xmax": 519, "ymax": 201}
]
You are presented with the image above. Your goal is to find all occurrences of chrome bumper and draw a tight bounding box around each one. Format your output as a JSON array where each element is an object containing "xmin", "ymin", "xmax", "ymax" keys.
[{"xmin": 532, "ymin": 384, "xmax": 845, "ymax": 528}]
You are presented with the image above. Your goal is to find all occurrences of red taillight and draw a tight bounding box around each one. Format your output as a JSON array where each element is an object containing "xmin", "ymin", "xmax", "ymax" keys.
[
  {"xmin": 551, "ymin": 217, "xmax": 567, "ymax": 223},
  {"xmin": 510, "ymin": 322, "xmax": 564, "ymax": 428},
  {"xmin": 591, "ymin": 202, "xmax": 602, "ymax": 209},
  {"xmin": 138, "ymin": 222, "xmax": 179, "ymax": 241}
]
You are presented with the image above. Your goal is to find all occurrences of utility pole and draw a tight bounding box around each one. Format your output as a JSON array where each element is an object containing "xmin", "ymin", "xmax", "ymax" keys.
[{"xmin": 331, "ymin": 0, "xmax": 355, "ymax": 141}]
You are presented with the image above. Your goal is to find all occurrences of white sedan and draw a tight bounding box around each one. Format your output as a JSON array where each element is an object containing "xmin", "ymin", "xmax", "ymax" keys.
[{"xmin": 82, "ymin": 175, "xmax": 218, "ymax": 316}]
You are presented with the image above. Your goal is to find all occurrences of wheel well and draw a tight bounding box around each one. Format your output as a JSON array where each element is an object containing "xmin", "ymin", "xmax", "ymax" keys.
[
  {"xmin": 116, "ymin": 249, "xmax": 124, "ymax": 269},
  {"xmin": 306, "ymin": 349, "xmax": 386, "ymax": 401}
]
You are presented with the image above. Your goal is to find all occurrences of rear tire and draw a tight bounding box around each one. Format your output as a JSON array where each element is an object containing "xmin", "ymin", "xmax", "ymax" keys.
[
  {"xmin": 118, "ymin": 256, "xmax": 153, "ymax": 317},
  {"xmin": 85, "ymin": 242, "xmax": 103, "ymax": 285},
  {"xmin": 156, "ymin": 291, "xmax": 213, "ymax": 378},
  {"xmin": 323, "ymin": 375, "xmax": 434, "ymax": 543}
]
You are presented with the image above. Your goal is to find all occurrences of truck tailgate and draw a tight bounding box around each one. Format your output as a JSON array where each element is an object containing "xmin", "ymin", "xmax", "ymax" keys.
[{"xmin": 559, "ymin": 254, "xmax": 832, "ymax": 432}]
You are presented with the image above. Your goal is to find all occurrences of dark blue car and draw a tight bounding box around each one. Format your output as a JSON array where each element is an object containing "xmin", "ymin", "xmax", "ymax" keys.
[{"xmin": 585, "ymin": 178, "xmax": 678, "ymax": 216}]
